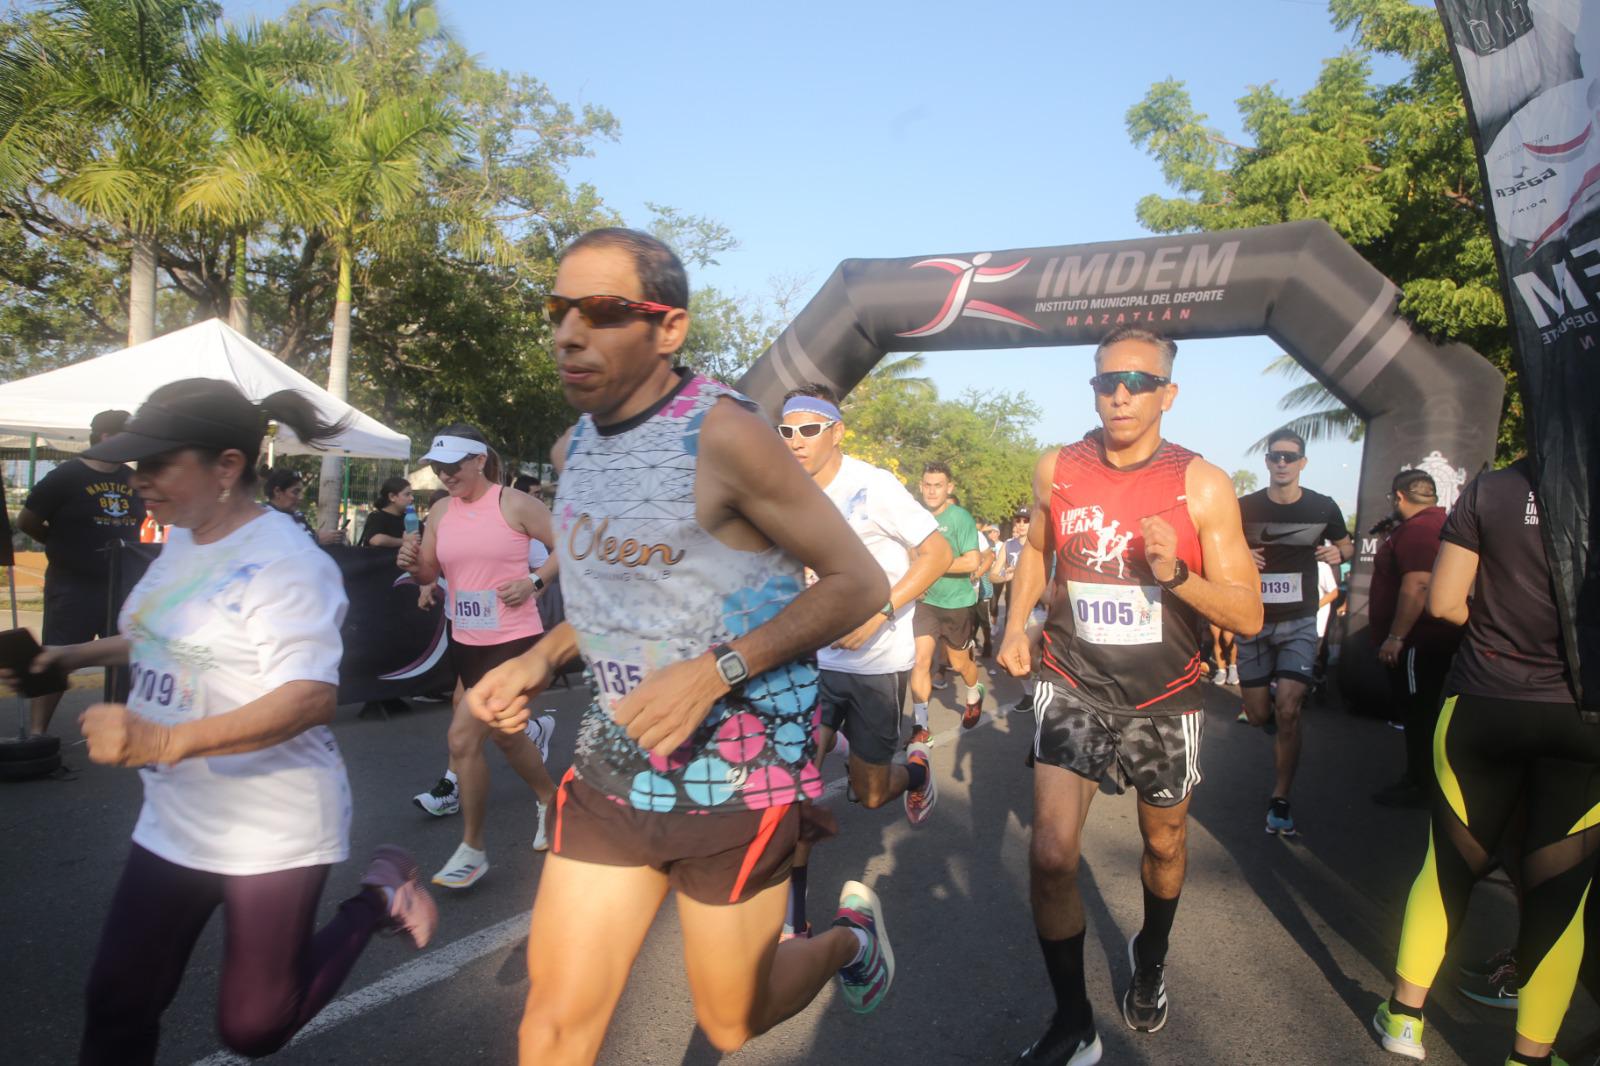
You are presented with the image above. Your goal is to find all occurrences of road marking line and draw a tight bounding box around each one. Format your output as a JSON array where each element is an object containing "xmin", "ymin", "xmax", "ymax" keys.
[{"xmin": 188, "ymin": 705, "xmax": 1009, "ymax": 1064}]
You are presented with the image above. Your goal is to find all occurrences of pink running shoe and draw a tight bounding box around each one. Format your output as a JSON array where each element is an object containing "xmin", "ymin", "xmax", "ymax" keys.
[
  {"xmin": 904, "ymin": 742, "xmax": 937, "ymax": 826},
  {"xmin": 362, "ymin": 845, "xmax": 438, "ymax": 949}
]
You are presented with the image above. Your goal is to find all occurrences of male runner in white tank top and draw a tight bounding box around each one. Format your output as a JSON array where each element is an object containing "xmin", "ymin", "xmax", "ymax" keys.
[{"xmin": 467, "ymin": 229, "xmax": 892, "ymax": 1064}]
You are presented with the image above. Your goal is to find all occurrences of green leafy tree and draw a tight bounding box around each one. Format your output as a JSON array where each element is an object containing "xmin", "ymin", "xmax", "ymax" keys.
[
  {"xmin": 1126, "ymin": 0, "xmax": 1519, "ymax": 459},
  {"xmin": 1232, "ymin": 468, "xmax": 1259, "ymax": 495},
  {"xmin": 4, "ymin": 0, "xmax": 218, "ymax": 345}
]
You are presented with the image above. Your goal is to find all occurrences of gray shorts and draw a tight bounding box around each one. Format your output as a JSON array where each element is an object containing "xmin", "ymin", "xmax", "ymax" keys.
[
  {"xmin": 1031, "ymin": 679, "xmax": 1204, "ymax": 807},
  {"xmin": 818, "ymin": 669, "xmax": 908, "ymax": 766},
  {"xmin": 1236, "ymin": 616, "xmax": 1319, "ymax": 687}
]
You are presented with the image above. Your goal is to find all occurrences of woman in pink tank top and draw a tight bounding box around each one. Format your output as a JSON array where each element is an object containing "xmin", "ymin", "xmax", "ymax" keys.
[{"xmin": 398, "ymin": 423, "xmax": 560, "ymax": 890}]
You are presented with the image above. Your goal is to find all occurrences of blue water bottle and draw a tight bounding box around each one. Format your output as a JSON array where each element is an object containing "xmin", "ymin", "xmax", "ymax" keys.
[{"xmin": 404, "ymin": 505, "xmax": 419, "ymax": 536}]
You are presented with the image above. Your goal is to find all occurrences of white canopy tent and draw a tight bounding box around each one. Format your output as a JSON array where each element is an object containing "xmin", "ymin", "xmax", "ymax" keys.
[{"xmin": 0, "ymin": 318, "xmax": 410, "ymax": 459}]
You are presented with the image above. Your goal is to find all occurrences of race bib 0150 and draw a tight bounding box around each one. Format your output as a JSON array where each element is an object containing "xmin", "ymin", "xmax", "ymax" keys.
[
  {"xmin": 451, "ymin": 589, "xmax": 501, "ymax": 630},
  {"xmin": 1066, "ymin": 580, "xmax": 1163, "ymax": 646},
  {"xmin": 1259, "ymin": 573, "xmax": 1303, "ymax": 605}
]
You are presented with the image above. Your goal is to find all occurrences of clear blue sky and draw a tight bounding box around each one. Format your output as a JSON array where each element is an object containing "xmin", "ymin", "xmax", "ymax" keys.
[{"xmin": 235, "ymin": 0, "xmax": 1422, "ymax": 512}]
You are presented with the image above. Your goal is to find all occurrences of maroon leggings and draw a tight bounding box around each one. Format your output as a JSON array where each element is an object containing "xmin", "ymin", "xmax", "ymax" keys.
[{"xmin": 80, "ymin": 843, "xmax": 385, "ymax": 1064}]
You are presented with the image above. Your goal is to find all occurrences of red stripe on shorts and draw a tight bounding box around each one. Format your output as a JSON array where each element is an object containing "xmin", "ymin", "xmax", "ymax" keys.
[
  {"xmin": 728, "ymin": 803, "xmax": 791, "ymax": 904},
  {"xmin": 553, "ymin": 768, "xmax": 575, "ymax": 855}
]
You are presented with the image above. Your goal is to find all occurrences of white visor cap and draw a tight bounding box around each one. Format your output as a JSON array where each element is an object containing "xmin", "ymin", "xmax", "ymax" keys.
[{"xmin": 422, "ymin": 434, "xmax": 489, "ymax": 464}]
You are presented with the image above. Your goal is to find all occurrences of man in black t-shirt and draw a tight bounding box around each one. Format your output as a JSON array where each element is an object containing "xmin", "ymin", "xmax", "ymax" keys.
[
  {"xmin": 1235, "ymin": 429, "xmax": 1352, "ymax": 836},
  {"xmin": 16, "ymin": 410, "xmax": 145, "ymax": 734}
]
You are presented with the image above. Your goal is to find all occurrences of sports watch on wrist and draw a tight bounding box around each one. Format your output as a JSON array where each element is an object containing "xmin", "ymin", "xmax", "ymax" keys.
[
  {"xmin": 527, "ymin": 571, "xmax": 546, "ymax": 592},
  {"xmin": 1157, "ymin": 558, "xmax": 1189, "ymax": 590},
  {"xmin": 709, "ymin": 642, "xmax": 749, "ymax": 690},
  {"xmin": 879, "ymin": 600, "xmax": 896, "ymax": 619}
]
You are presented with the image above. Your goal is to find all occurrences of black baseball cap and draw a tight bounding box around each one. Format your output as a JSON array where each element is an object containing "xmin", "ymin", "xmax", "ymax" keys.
[
  {"xmin": 1014, "ymin": 509, "xmax": 1031, "ymax": 520},
  {"xmin": 82, "ymin": 381, "xmax": 263, "ymax": 463}
]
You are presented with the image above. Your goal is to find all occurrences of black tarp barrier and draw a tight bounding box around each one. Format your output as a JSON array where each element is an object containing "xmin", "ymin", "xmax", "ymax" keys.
[
  {"xmin": 115, "ymin": 542, "xmax": 454, "ymax": 705},
  {"xmin": 1437, "ymin": 0, "xmax": 1600, "ymax": 712},
  {"xmin": 737, "ymin": 218, "xmax": 1505, "ymax": 707}
]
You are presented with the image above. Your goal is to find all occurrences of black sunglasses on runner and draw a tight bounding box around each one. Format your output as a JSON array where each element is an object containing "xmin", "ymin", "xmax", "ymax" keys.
[
  {"xmin": 544, "ymin": 293, "xmax": 676, "ymax": 328},
  {"xmin": 776, "ymin": 420, "xmax": 837, "ymax": 439},
  {"xmin": 1266, "ymin": 450, "xmax": 1305, "ymax": 464},
  {"xmin": 429, "ymin": 459, "xmax": 463, "ymax": 477},
  {"xmin": 1089, "ymin": 370, "xmax": 1171, "ymax": 396}
]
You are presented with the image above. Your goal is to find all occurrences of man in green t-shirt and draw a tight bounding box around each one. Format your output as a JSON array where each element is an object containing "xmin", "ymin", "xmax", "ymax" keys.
[{"xmin": 911, "ymin": 462, "xmax": 988, "ymax": 739}]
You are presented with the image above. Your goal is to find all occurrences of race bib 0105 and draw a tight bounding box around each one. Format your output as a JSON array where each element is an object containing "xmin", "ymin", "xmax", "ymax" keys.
[
  {"xmin": 1066, "ymin": 580, "xmax": 1163, "ymax": 646},
  {"xmin": 451, "ymin": 589, "xmax": 501, "ymax": 630},
  {"xmin": 1259, "ymin": 573, "xmax": 1303, "ymax": 605}
]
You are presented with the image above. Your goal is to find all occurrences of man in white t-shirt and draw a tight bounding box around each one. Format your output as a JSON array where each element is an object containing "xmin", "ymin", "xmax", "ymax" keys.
[{"xmin": 778, "ymin": 384, "xmax": 953, "ymax": 937}]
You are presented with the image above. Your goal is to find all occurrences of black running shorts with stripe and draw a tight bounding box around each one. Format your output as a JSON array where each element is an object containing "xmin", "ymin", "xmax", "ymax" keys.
[{"xmin": 1031, "ymin": 679, "xmax": 1204, "ymax": 807}]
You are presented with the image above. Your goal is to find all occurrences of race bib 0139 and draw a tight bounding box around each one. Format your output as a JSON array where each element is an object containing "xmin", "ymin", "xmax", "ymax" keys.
[
  {"xmin": 1065, "ymin": 580, "xmax": 1163, "ymax": 646},
  {"xmin": 451, "ymin": 589, "xmax": 501, "ymax": 630},
  {"xmin": 1259, "ymin": 573, "xmax": 1303, "ymax": 605}
]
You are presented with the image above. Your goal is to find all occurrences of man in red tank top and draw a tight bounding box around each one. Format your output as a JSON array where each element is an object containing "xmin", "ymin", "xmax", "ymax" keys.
[{"xmin": 999, "ymin": 327, "xmax": 1262, "ymax": 1064}]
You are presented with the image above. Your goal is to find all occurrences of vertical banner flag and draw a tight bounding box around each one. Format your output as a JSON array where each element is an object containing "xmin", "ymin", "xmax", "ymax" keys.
[{"xmin": 1437, "ymin": 0, "xmax": 1600, "ymax": 710}]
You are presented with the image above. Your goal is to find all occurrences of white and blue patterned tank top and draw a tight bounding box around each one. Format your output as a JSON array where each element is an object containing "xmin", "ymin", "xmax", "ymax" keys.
[{"xmin": 555, "ymin": 371, "xmax": 823, "ymax": 813}]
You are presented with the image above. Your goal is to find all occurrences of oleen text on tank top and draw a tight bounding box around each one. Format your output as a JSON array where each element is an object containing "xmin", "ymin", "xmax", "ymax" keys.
[{"xmin": 555, "ymin": 374, "xmax": 823, "ymax": 814}]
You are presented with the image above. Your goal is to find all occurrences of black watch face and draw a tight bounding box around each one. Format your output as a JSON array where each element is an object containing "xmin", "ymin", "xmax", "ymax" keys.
[{"xmin": 1441, "ymin": 0, "xmax": 1535, "ymax": 57}]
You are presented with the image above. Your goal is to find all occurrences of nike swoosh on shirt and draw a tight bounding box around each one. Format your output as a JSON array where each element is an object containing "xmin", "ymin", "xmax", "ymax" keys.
[{"xmin": 1246, "ymin": 522, "xmax": 1328, "ymax": 547}]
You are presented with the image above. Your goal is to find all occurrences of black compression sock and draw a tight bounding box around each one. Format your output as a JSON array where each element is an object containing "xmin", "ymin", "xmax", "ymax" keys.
[
  {"xmin": 1506, "ymin": 1053, "xmax": 1550, "ymax": 1066},
  {"xmin": 1387, "ymin": 996, "xmax": 1422, "ymax": 1021},
  {"xmin": 1038, "ymin": 931, "xmax": 1091, "ymax": 1033},
  {"xmin": 1137, "ymin": 883, "xmax": 1179, "ymax": 969},
  {"xmin": 787, "ymin": 865, "xmax": 808, "ymax": 932}
]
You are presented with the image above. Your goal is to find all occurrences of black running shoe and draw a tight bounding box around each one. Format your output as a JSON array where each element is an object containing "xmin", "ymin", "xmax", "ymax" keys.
[
  {"xmin": 1122, "ymin": 933, "xmax": 1169, "ymax": 1033},
  {"xmin": 1014, "ymin": 1016, "xmax": 1101, "ymax": 1065}
]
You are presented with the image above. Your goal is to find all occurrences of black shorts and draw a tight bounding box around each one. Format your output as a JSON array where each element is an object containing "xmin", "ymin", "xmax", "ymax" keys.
[
  {"xmin": 818, "ymin": 669, "xmax": 909, "ymax": 765},
  {"xmin": 913, "ymin": 601, "xmax": 975, "ymax": 651},
  {"xmin": 552, "ymin": 772, "xmax": 799, "ymax": 905},
  {"xmin": 449, "ymin": 633, "xmax": 540, "ymax": 690},
  {"xmin": 1032, "ymin": 678, "xmax": 1204, "ymax": 807},
  {"xmin": 43, "ymin": 569, "xmax": 111, "ymax": 646}
]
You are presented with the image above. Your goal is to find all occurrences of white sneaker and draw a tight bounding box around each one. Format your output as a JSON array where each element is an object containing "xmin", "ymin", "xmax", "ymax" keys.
[
  {"xmin": 1227, "ymin": 664, "xmax": 1239, "ymax": 685},
  {"xmin": 412, "ymin": 776, "xmax": 459, "ymax": 817},
  {"xmin": 532, "ymin": 802, "xmax": 550, "ymax": 852},
  {"xmin": 1212, "ymin": 670, "xmax": 1228, "ymax": 687},
  {"xmin": 526, "ymin": 714, "xmax": 556, "ymax": 763},
  {"xmin": 431, "ymin": 842, "xmax": 488, "ymax": 889}
]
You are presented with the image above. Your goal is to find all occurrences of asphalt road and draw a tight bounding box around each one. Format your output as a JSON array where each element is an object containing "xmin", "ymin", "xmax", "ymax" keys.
[{"xmin": 2, "ymin": 672, "xmax": 1585, "ymax": 1066}]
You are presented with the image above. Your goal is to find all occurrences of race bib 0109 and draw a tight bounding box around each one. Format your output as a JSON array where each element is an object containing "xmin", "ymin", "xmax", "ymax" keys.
[
  {"xmin": 1066, "ymin": 580, "xmax": 1163, "ymax": 646},
  {"xmin": 451, "ymin": 589, "xmax": 501, "ymax": 630},
  {"xmin": 1259, "ymin": 573, "xmax": 1303, "ymax": 605},
  {"xmin": 127, "ymin": 657, "xmax": 196, "ymax": 726}
]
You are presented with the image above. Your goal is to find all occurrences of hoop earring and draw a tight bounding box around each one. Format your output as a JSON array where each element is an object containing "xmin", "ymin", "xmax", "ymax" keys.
[{"xmin": 218, "ymin": 486, "xmax": 231, "ymax": 503}]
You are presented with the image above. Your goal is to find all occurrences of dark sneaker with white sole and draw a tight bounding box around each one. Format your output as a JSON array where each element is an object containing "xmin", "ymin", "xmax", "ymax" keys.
[
  {"xmin": 1122, "ymin": 933, "xmax": 1169, "ymax": 1032},
  {"xmin": 1013, "ymin": 1015, "xmax": 1102, "ymax": 1065}
]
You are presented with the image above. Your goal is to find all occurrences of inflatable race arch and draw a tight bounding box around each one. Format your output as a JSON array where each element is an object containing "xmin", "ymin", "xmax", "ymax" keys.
[{"xmin": 737, "ymin": 219, "xmax": 1505, "ymax": 703}]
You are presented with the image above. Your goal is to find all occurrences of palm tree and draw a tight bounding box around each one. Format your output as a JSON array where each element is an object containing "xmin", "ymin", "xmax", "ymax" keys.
[
  {"xmin": 1247, "ymin": 353, "xmax": 1364, "ymax": 452},
  {"xmin": 18, "ymin": 0, "xmax": 215, "ymax": 346},
  {"xmin": 293, "ymin": 1, "xmax": 478, "ymax": 530},
  {"xmin": 177, "ymin": 20, "xmax": 334, "ymax": 337},
  {"xmin": 846, "ymin": 351, "xmax": 936, "ymax": 405}
]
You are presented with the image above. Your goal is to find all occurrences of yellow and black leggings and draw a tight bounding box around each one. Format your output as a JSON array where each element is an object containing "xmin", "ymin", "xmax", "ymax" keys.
[{"xmin": 1395, "ymin": 693, "xmax": 1600, "ymax": 1045}]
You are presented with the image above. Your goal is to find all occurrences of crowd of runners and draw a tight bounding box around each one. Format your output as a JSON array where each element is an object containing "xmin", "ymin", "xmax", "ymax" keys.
[{"xmin": 8, "ymin": 226, "xmax": 1595, "ymax": 1066}]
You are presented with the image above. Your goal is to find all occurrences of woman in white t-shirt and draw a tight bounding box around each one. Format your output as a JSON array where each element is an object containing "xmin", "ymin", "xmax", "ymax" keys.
[{"xmin": 17, "ymin": 379, "xmax": 438, "ymax": 1066}]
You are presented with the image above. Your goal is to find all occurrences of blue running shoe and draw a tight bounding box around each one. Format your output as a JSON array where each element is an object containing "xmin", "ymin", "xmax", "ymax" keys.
[{"xmin": 1266, "ymin": 797, "xmax": 1297, "ymax": 836}]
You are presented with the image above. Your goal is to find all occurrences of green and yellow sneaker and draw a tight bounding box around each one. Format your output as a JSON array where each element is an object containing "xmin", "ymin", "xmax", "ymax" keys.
[{"xmin": 1372, "ymin": 1001, "xmax": 1425, "ymax": 1060}]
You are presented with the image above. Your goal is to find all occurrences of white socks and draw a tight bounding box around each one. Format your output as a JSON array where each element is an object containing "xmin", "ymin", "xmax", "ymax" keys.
[{"xmin": 913, "ymin": 702, "xmax": 929, "ymax": 728}]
